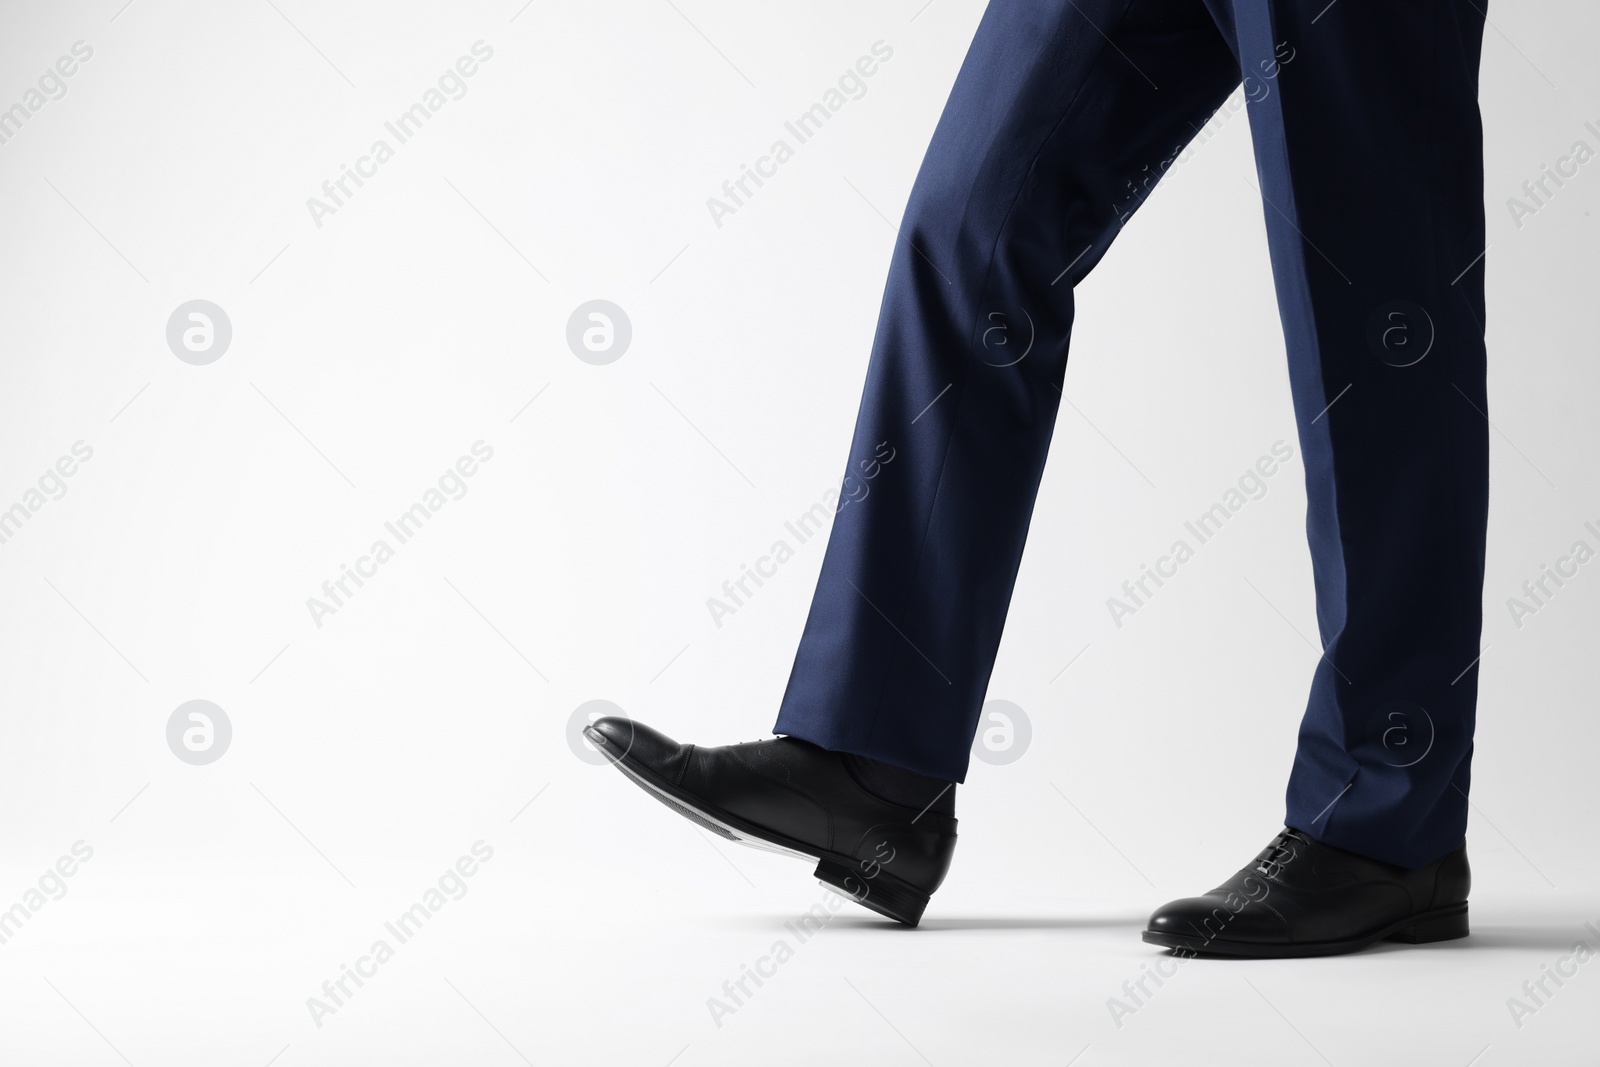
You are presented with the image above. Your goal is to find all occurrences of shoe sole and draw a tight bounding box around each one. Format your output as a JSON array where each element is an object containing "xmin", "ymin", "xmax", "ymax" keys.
[
  {"xmin": 1141, "ymin": 902, "xmax": 1470, "ymax": 958},
  {"xmin": 586, "ymin": 727, "xmax": 932, "ymax": 926}
]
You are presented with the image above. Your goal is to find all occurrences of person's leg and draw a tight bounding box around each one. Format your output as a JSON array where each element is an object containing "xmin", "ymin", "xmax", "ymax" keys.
[
  {"xmin": 1144, "ymin": 0, "xmax": 1488, "ymax": 958},
  {"xmin": 1210, "ymin": 0, "xmax": 1489, "ymax": 870},
  {"xmin": 594, "ymin": 0, "xmax": 1242, "ymax": 926},
  {"xmin": 775, "ymin": 0, "xmax": 1241, "ymax": 783}
]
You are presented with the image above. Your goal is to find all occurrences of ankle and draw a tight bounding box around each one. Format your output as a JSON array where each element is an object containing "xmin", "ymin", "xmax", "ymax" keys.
[{"xmin": 839, "ymin": 752, "xmax": 956, "ymax": 815}]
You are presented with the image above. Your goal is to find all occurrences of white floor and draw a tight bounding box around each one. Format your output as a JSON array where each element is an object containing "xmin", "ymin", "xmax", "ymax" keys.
[{"xmin": 3, "ymin": 772, "xmax": 1596, "ymax": 1067}]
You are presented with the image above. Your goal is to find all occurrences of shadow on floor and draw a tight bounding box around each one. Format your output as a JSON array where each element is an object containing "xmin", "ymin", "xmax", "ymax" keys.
[
  {"xmin": 1136, "ymin": 924, "xmax": 1597, "ymax": 959},
  {"xmin": 901, "ymin": 915, "xmax": 1148, "ymax": 933},
  {"xmin": 709, "ymin": 913, "xmax": 1148, "ymax": 933},
  {"xmin": 1372, "ymin": 924, "xmax": 1599, "ymax": 953},
  {"xmin": 709, "ymin": 913, "xmax": 1600, "ymax": 947}
]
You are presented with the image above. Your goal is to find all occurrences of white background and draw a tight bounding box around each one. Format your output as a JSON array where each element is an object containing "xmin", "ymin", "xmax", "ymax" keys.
[{"xmin": 0, "ymin": 0, "xmax": 1597, "ymax": 1063}]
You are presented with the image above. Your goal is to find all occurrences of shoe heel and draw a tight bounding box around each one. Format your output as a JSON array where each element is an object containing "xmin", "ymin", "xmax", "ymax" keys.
[
  {"xmin": 814, "ymin": 858, "xmax": 929, "ymax": 927},
  {"xmin": 1387, "ymin": 904, "xmax": 1469, "ymax": 944}
]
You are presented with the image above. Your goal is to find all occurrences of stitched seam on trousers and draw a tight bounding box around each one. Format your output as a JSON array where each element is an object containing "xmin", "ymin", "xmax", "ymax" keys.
[{"xmin": 860, "ymin": 0, "xmax": 1138, "ymax": 766}]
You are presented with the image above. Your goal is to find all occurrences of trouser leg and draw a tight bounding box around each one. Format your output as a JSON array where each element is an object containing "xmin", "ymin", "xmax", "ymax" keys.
[
  {"xmin": 775, "ymin": 0, "xmax": 1240, "ymax": 781},
  {"xmin": 1211, "ymin": 0, "xmax": 1489, "ymax": 867}
]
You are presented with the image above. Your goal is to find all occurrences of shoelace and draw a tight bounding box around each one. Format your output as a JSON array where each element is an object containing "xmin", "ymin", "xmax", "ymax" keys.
[{"xmin": 1254, "ymin": 830, "xmax": 1301, "ymax": 877}]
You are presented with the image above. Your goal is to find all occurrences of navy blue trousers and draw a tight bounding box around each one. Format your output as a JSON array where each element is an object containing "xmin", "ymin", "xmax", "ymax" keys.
[{"xmin": 774, "ymin": 0, "xmax": 1489, "ymax": 869}]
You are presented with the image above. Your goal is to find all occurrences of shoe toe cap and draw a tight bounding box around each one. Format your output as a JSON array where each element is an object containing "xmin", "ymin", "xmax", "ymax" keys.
[
  {"xmin": 1146, "ymin": 893, "xmax": 1287, "ymax": 945},
  {"xmin": 1146, "ymin": 896, "xmax": 1211, "ymax": 934},
  {"xmin": 585, "ymin": 716, "xmax": 685, "ymax": 774}
]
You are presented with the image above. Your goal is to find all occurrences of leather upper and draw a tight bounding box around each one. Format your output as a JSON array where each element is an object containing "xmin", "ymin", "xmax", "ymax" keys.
[
  {"xmin": 1147, "ymin": 828, "xmax": 1471, "ymax": 946},
  {"xmin": 588, "ymin": 717, "xmax": 957, "ymax": 894}
]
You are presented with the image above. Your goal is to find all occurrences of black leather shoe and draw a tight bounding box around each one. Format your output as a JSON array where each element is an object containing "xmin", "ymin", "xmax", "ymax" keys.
[
  {"xmin": 1143, "ymin": 828, "xmax": 1470, "ymax": 957},
  {"xmin": 584, "ymin": 717, "xmax": 957, "ymax": 926}
]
